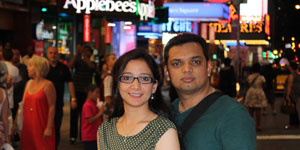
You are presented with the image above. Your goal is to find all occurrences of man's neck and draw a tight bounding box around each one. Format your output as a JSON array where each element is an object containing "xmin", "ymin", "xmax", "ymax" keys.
[
  {"xmin": 49, "ymin": 60, "xmax": 57, "ymax": 67},
  {"xmin": 178, "ymin": 85, "xmax": 214, "ymax": 112},
  {"xmin": 12, "ymin": 61, "xmax": 19, "ymax": 66}
]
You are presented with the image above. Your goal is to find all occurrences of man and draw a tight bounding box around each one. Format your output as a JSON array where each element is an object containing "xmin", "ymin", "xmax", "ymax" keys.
[
  {"xmin": 69, "ymin": 45, "xmax": 95, "ymax": 144},
  {"xmin": 11, "ymin": 49, "xmax": 29, "ymax": 118},
  {"xmin": 46, "ymin": 46, "xmax": 77, "ymax": 149},
  {"xmin": 22, "ymin": 44, "xmax": 37, "ymax": 66},
  {"xmin": 163, "ymin": 34, "xmax": 256, "ymax": 150},
  {"xmin": 2, "ymin": 48, "xmax": 21, "ymax": 111}
]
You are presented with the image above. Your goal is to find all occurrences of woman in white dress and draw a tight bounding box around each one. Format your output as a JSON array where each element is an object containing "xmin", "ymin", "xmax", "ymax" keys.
[{"xmin": 244, "ymin": 63, "xmax": 268, "ymax": 131}]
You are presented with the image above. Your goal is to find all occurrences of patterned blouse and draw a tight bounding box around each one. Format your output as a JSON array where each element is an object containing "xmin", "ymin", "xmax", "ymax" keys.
[{"xmin": 97, "ymin": 115, "xmax": 177, "ymax": 150}]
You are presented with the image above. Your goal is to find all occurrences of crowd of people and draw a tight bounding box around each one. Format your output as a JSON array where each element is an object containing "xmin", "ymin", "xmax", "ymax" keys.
[{"xmin": 1, "ymin": 33, "xmax": 299, "ymax": 150}]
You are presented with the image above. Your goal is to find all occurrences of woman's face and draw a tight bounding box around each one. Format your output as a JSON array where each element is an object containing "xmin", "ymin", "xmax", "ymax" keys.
[
  {"xmin": 27, "ymin": 63, "xmax": 36, "ymax": 78},
  {"xmin": 119, "ymin": 59, "xmax": 158, "ymax": 109}
]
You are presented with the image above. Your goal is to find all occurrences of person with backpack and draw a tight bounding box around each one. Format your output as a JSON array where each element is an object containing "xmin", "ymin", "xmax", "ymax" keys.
[
  {"xmin": 284, "ymin": 62, "xmax": 300, "ymax": 129},
  {"xmin": 163, "ymin": 33, "xmax": 256, "ymax": 150}
]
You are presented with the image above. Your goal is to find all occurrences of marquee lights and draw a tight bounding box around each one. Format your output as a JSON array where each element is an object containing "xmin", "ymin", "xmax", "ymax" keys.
[{"xmin": 63, "ymin": 0, "xmax": 155, "ymax": 21}]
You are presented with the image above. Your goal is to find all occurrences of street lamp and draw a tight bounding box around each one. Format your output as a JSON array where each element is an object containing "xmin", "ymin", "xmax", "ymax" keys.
[{"xmin": 295, "ymin": 4, "xmax": 300, "ymax": 10}]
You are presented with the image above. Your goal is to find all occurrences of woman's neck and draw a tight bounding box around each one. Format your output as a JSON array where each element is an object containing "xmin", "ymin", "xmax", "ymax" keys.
[{"xmin": 122, "ymin": 106, "xmax": 154, "ymax": 123}]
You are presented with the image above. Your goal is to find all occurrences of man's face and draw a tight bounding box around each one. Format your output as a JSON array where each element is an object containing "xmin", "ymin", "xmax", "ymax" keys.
[
  {"xmin": 166, "ymin": 42, "xmax": 212, "ymax": 95},
  {"xmin": 12, "ymin": 49, "xmax": 20, "ymax": 64},
  {"xmin": 47, "ymin": 47, "xmax": 59, "ymax": 62}
]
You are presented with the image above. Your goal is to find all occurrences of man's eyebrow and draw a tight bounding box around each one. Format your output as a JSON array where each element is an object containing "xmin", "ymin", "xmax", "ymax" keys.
[{"xmin": 191, "ymin": 56, "xmax": 202, "ymax": 59}]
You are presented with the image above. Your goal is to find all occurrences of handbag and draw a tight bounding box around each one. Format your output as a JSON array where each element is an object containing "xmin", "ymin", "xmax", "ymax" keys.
[{"xmin": 281, "ymin": 100, "xmax": 296, "ymax": 114}]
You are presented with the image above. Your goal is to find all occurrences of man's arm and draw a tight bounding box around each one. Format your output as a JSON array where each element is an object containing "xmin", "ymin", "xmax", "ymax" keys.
[
  {"xmin": 67, "ymin": 82, "xmax": 77, "ymax": 109},
  {"xmin": 219, "ymin": 105, "xmax": 256, "ymax": 150}
]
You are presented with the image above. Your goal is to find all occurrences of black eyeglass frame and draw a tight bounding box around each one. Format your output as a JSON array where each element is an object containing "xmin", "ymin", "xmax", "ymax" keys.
[{"xmin": 118, "ymin": 76, "xmax": 156, "ymax": 84}]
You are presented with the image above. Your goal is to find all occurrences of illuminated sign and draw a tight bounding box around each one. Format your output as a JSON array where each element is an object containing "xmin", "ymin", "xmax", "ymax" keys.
[
  {"xmin": 163, "ymin": 3, "xmax": 229, "ymax": 21},
  {"xmin": 240, "ymin": 0, "xmax": 268, "ymax": 23},
  {"xmin": 264, "ymin": 14, "xmax": 270, "ymax": 36},
  {"xmin": 209, "ymin": 23, "xmax": 263, "ymax": 33},
  {"xmin": 36, "ymin": 21, "xmax": 54, "ymax": 40},
  {"xmin": 162, "ymin": 21, "xmax": 192, "ymax": 33},
  {"xmin": 63, "ymin": 0, "xmax": 155, "ymax": 21},
  {"xmin": 83, "ymin": 14, "xmax": 91, "ymax": 42}
]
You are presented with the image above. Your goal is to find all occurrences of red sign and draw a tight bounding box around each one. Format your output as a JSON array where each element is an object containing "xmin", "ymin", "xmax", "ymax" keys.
[
  {"xmin": 83, "ymin": 14, "xmax": 91, "ymax": 42},
  {"xmin": 265, "ymin": 14, "xmax": 270, "ymax": 36},
  {"xmin": 104, "ymin": 20, "xmax": 112, "ymax": 44},
  {"xmin": 33, "ymin": 40, "xmax": 44, "ymax": 57}
]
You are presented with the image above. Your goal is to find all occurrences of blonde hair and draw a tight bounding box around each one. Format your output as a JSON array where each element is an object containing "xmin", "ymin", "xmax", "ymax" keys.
[{"xmin": 29, "ymin": 56, "xmax": 50, "ymax": 78}]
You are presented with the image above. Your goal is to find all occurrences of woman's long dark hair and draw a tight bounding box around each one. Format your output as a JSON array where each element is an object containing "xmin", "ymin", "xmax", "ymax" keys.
[{"xmin": 109, "ymin": 48, "xmax": 169, "ymax": 120}]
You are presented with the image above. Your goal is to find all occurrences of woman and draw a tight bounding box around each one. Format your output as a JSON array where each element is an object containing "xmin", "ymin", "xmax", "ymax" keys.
[
  {"xmin": 244, "ymin": 63, "xmax": 268, "ymax": 131},
  {"xmin": 20, "ymin": 56, "xmax": 56, "ymax": 150},
  {"xmin": 97, "ymin": 49, "xmax": 180, "ymax": 150},
  {"xmin": 284, "ymin": 62, "xmax": 300, "ymax": 129}
]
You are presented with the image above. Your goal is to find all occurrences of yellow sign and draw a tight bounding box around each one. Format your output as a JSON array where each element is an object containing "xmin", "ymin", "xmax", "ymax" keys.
[{"xmin": 209, "ymin": 23, "xmax": 263, "ymax": 33}]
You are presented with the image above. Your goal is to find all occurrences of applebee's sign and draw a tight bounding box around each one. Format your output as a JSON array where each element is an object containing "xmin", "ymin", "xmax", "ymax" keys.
[{"xmin": 63, "ymin": 0, "xmax": 155, "ymax": 21}]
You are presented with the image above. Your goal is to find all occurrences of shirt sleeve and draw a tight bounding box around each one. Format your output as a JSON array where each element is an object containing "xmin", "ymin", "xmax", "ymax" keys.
[
  {"xmin": 103, "ymin": 76, "xmax": 112, "ymax": 97},
  {"xmin": 218, "ymin": 105, "xmax": 256, "ymax": 150}
]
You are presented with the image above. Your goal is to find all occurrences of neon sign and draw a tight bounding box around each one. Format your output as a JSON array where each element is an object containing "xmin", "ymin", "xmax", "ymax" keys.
[
  {"xmin": 63, "ymin": 0, "xmax": 155, "ymax": 21},
  {"xmin": 162, "ymin": 21, "xmax": 192, "ymax": 33},
  {"xmin": 209, "ymin": 23, "xmax": 263, "ymax": 33}
]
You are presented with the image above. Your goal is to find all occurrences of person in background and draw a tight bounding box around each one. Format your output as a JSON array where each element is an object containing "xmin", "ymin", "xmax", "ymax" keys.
[
  {"xmin": 101, "ymin": 53, "xmax": 116, "ymax": 121},
  {"xmin": 261, "ymin": 63, "xmax": 276, "ymax": 115},
  {"xmin": 11, "ymin": 49, "xmax": 29, "ymax": 119},
  {"xmin": 219, "ymin": 58, "xmax": 236, "ymax": 98},
  {"xmin": 46, "ymin": 46, "xmax": 77, "ymax": 149},
  {"xmin": 0, "ymin": 62, "xmax": 9, "ymax": 148},
  {"xmin": 244, "ymin": 63, "xmax": 268, "ymax": 131},
  {"xmin": 284, "ymin": 62, "xmax": 300, "ymax": 129},
  {"xmin": 17, "ymin": 56, "xmax": 56, "ymax": 150},
  {"xmin": 163, "ymin": 33, "xmax": 256, "ymax": 150},
  {"xmin": 0, "ymin": 41, "xmax": 4, "ymax": 61},
  {"xmin": 10, "ymin": 48, "xmax": 29, "ymax": 146},
  {"xmin": 22, "ymin": 44, "xmax": 37, "ymax": 67},
  {"xmin": 81, "ymin": 84, "xmax": 106, "ymax": 150},
  {"xmin": 97, "ymin": 49, "xmax": 180, "ymax": 150},
  {"xmin": 2, "ymin": 48, "xmax": 21, "ymax": 117},
  {"xmin": 69, "ymin": 45, "xmax": 95, "ymax": 144}
]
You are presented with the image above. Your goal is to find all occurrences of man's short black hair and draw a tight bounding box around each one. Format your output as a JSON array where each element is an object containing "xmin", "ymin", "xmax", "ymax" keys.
[
  {"xmin": 163, "ymin": 33, "xmax": 208, "ymax": 65},
  {"xmin": 3, "ymin": 48, "xmax": 13, "ymax": 61}
]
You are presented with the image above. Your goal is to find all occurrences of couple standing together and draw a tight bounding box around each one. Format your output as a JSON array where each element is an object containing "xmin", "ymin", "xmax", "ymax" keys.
[{"xmin": 97, "ymin": 33, "xmax": 256, "ymax": 150}]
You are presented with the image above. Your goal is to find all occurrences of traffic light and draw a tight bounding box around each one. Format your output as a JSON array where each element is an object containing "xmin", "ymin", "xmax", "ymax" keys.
[{"xmin": 298, "ymin": 43, "xmax": 300, "ymax": 49}]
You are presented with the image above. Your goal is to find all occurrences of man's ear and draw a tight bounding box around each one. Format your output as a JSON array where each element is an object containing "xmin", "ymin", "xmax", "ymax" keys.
[{"xmin": 164, "ymin": 66, "xmax": 170, "ymax": 81}]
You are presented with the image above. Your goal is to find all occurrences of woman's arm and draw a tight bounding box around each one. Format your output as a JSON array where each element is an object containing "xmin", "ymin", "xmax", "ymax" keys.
[
  {"xmin": 155, "ymin": 128, "xmax": 180, "ymax": 150},
  {"xmin": 44, "ymin": 81, "xmax": 56, "ymax": 138}
]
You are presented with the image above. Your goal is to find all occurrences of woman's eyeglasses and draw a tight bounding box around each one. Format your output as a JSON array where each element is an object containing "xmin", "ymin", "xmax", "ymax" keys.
[{"xmin": 119, "ymin": 76, "xmax": 155, "ymax": 84}]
